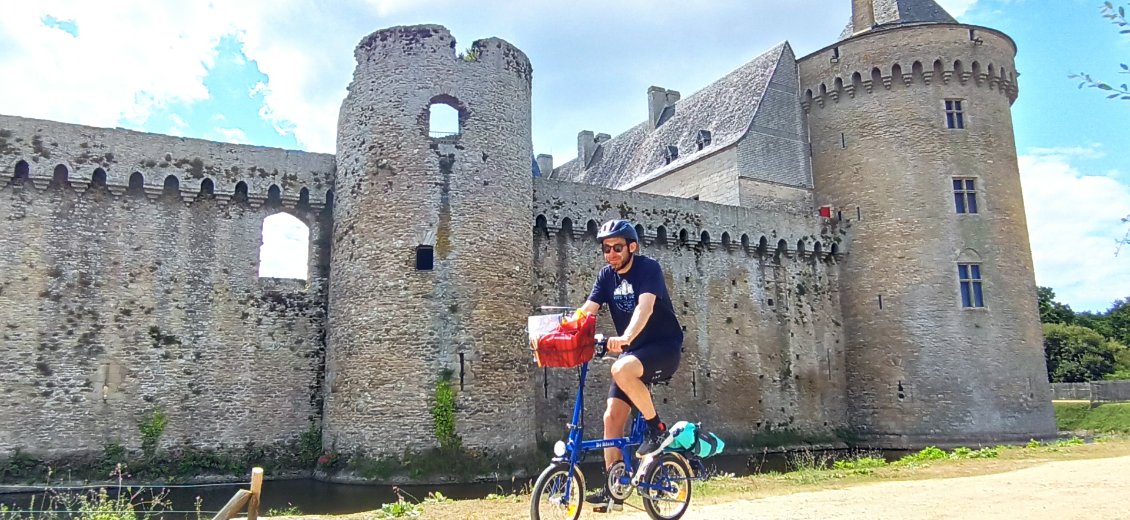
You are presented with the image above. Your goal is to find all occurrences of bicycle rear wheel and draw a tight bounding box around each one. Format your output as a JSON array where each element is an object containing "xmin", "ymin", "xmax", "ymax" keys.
[
  {"xmin": 640, "ymin": 453, "xmax": 692, "ymax": 520},
  {"xmin": 530, "ymin": 462, "xmax": 585, "ymax": 520}
]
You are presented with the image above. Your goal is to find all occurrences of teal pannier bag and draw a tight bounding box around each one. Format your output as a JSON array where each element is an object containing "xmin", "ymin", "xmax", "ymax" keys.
[{"xmin": 666, "ymin": 421, "xmax": 725, "ymax": 458}]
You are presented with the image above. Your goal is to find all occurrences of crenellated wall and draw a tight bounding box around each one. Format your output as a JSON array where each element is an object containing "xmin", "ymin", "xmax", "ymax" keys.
[
  {"xmin": 0, "ymin": 117, "xmax": 331, "ymax": 459},
  {"xmin": 0, "ymin": 115, "xmax": 335, "ymax": 209},
  {"xmin": 799, "ymin": 25, "xmax": 1019, "ymax": 113},
  {"xmin": 531, "ymin": 178, "xmax": 851, "ymax": 443}
]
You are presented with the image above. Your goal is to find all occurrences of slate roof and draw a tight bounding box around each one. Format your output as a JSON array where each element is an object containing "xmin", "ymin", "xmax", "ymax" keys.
[
  {"xmin": 839, "ymin": 0, "xmax": 957, "ymax": 39},
  {"xmin": 550, "ymin": 42, "xmax": 793, "ymax": 190}
]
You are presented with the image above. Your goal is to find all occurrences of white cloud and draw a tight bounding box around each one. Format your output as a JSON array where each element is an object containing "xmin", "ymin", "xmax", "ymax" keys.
[
  {"xmin": 166, "ymin": 114, "xmax": 189, "ymax": 136},
  {"xmin": 0, "ymin": 2, "xmax": 226, "ymax": 129},
  {"xmin": 1027, "ymin": 144, "xmax": 1107, "ymax": 161},
  {"xmin": 937, "ymin": 0, "xmax": 979, "ymax": 18},
  {"xmin": 214, "ymin": 127, "xmax": 250, "ymax": 144},
  {"xmin": 1020, "ymin": 151, "xmax": 1130, "ymax": 312}
]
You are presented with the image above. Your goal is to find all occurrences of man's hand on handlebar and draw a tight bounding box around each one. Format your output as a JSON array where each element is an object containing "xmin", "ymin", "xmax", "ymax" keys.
[{"xmin": 607, "ymin": 335, "xmax": 630, "ymax": 354}]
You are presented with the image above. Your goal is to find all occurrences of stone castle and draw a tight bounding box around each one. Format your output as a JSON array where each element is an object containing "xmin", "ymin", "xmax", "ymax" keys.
[{"xmin": 0, "ymin": 0, "xmax": 1055, "ymax": 474}]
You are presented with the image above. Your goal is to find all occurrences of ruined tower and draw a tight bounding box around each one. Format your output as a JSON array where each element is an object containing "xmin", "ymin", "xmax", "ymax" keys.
[
  {"xmin": 325, "ymin": 25, "xmax": 535, "ymax": 455},
  {"xmin": 799, "ymin": 0, "xmax": 1056, "ymax": 446}
]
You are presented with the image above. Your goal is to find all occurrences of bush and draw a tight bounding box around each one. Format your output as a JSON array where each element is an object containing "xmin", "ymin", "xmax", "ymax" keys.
[
  {"xmin": 1043, "ymin": 323, "xmax": 1119, "ymax": 382},
  {"xmin": 895, "ymin": 446, "xmax": 947, "ymax": 465},
  {"xmin": 832, "ymin": 456, "xmax": 887, "ymax": 471}
]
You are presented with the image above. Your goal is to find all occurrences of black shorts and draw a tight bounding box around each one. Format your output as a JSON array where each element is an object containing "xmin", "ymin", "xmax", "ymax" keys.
[{"xmin": 607, "ymin": 345, "xmax": 681, "ymax": 406}]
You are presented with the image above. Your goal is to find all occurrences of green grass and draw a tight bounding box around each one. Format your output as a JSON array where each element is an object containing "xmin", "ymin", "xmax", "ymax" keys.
[{"xmin": 1055, "ymin": 402, "xmax": 1130, "ymax": 433}]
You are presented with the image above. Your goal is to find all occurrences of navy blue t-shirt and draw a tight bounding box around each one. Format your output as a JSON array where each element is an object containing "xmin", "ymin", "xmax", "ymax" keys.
[{"xmin": 587, "ymin": 255, "xmax": 683, "ymax": 353}]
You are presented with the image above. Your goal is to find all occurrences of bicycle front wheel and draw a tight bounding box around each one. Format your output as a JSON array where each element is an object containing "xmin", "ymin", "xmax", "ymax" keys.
[
  {"xmin": 530, "ymin": 462, "xmax": 585, "ymax": 520},
  {"xmin": 640, "ymin": 453, "xmax": 692, "ymax": 520}
]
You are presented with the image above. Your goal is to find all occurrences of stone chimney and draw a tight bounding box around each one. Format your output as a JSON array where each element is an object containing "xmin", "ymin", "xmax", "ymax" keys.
[
  {"xmin": 648, "ymin": 86, "xmax": 681, "ymax": 130},
  {"xmin": 578, "ymin": 131, "xmax": 596, "ymax": 167},
  {"xmin": 535, "ymin": 154, "xmax": 553, "ymax": 176},
  {"xmin": 852, "ymin": 0, "xmax": 876, "ymax": 34}
]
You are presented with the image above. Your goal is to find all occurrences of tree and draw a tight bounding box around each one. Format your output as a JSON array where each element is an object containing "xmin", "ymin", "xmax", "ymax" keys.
[
  {"xmin": 1070, "ymin": 2, "xmax": 1130, "ymax": 100},
  {"xmin": 1043, "ymin": 323, "xmax": 1120, "ymax": 382},
  {"xmin": 1107, "ymin": 297, "xmax": 1130, "ymax": 346},
  {"xmin": 1037, "ymin": 286, "xmax": 1076, "ymax": 325}
]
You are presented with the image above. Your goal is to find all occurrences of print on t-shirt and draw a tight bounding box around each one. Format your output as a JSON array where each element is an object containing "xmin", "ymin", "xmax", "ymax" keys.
[{"xmin": 613, "ymin": 280, "xmax": 636, "ymax": 314}]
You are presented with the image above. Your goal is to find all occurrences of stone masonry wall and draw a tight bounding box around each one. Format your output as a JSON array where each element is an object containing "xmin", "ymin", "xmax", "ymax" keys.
[
  {"xmin": 799, "ymin": 24, "xmax": 1056, "ymax": 446},
  {"xmin": 0, "ymin": 123, "xmax": 331, "ymax": 458},
  {"xmin": 327, "ymin": 25, "xmax": 535, "ymax": 457},
  {"xmin": 532, "ymin": 178, "xmax": 851, "ymax": 444}
]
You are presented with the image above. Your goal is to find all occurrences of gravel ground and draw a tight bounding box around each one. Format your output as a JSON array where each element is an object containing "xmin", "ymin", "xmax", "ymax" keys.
[{"xmin": 615, "ymin": 455, "xmax": 1130, "ymax": 520}]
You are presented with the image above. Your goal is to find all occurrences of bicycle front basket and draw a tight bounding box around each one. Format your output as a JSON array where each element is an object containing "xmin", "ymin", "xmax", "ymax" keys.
[{"xmin": 532, "ymin": 312, "xmax": 596, "ymax": 368}]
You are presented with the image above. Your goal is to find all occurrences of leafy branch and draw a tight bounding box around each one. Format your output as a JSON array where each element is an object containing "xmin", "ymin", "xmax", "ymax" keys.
[{"xmin": 1070, "ymin": 2, "xmax": 1130, "ymax": 100}]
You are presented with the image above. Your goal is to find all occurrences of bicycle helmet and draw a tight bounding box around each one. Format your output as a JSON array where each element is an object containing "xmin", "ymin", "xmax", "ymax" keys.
[{"xmin": 596, "ymin": 219, "xmax": 638, "ymax": 244}]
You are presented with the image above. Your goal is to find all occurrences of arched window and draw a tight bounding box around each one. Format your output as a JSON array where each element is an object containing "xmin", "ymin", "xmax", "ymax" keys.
[
  {"xmin": 721, "ymin": 232, "xmax": 732, "ymax": 250},
  {"xmin": 534, "ymin": 215, "xmax": 549, "ymax": 239},
  {"xmin": 758, "ymin": 236, "xmax": 768, "ymax": 257},
  {"xmin": 51, "ymin": 164, "xmax": 69, "ymax": 188},
  {"xmin": 634, "ymin": 224, "xmax": 645, "ymax": 244},
  {"xmin": 298, "ymin": 187, "xmax": 310, "ymax": 208},
  {"xmin": 700, "ymin": 231, "xmax": 711, "ymax": 248},
  {"xmin": 776, "ymin": 239, "xmax": 788, "ymax": 263},
  {"xmin": 199, "ymin": 178, "xmax": 215, "ymax": 198},
  {"xmin": 586, "ymin": 219, "xmax": 599, "ymax": 238},
  {"xmin": 259, "ymin": 213, "xmax": 310, "ymax": 280},
  {"xmin": 234, "ymin": 181, "xmax": 249, "ymax": 204},
  {"xmin": 559, "ymin": 217, "xmax": 573, "ymax": 237},
  {"xmin": 428, "ymin": 95, "xmax": 462, "ymax": 138},
  {"xmin": 267, "ymin": 184, "xmax": 282, "ymax": 206},
  {"xmin": 92, "ymin": 168, "xmax": 107, "ymax": 187},
  {"xmin": 128, "ymin": 172, "xmax": 145, "ymax": 195},
  {"xmin": 13, "ymin": 160, "xmax": 30, "ymax": 183},
  {"xmin": 655, "ymin": 225, "xmax": 668, "ymax": 246},
  {"xmin": 162, "ymin": 175, "xmax": 180, "ymax": 196}
]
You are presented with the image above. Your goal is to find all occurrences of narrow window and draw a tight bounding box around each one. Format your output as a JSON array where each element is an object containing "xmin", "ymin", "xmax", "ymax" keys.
[
  {"xmin": 832, "ymin": 46, "xmax": 840, "ymax": 60},
  {"xmin": 958, "ymin": 263, "xmax": 985, "ymax": 308},
  {"xmin": 945, "ymin": 99, "xmax": 965, "ymax": 129},
  {"xmin": 416, "ymin": 245, "xmax": 434, "ymax": 271},
  {"xmin": 953, "ymin": 178, "xmax": 978, "ymax": 214},
  {"xmin": 259, "ymin": 213, "xmax": 310, "ymax": 280}
]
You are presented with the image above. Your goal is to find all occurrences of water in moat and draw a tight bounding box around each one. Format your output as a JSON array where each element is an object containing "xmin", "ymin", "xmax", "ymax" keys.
[{"xmin": 0, "ymin": 449, "xmax": 902, "ymax": 517}]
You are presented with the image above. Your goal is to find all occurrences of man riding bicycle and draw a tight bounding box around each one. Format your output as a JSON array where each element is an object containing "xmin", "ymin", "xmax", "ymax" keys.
[{"xmin": 579, "ymin": 219, "xmax": 683, "ymax": 508}]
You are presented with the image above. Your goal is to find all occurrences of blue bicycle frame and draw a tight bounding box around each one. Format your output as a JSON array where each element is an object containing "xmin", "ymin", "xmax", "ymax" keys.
[{"xmin": 550, "ymin": 348, "xmax": 653, "ymax": 505}]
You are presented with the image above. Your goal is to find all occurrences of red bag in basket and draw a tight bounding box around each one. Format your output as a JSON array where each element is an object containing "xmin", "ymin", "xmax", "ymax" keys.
[{"xmin": 535, "ymin": 311, "xmax": 597, "ymax": 368}]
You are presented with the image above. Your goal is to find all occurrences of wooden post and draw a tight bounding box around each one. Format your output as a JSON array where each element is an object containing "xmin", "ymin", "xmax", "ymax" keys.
[
  {"xmin": 211, "ymin": 490, "xmax": 251, "ymax": 520},
  {"xmin": 248, "ymin": 467, "xmax": 264, "ymax": 520}
]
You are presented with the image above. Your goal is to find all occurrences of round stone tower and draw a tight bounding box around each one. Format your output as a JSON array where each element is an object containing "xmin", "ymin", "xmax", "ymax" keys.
[
  {"xmin": 799, "ymin": 1, "xmax": 1056, "ymax": 447},
  {"xmin": 325, "ymin": 25, "xmax": 534, "ymax": 457}
]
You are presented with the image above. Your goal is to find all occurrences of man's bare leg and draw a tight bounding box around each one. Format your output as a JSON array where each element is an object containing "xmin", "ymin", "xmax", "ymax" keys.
[
  {"xmin": 611, "ymin": 356, "xmax": 656, "ymax": 419},
  {"xmin": 602, "ymin": 398, "xmax": 630, "ymax": 470}
]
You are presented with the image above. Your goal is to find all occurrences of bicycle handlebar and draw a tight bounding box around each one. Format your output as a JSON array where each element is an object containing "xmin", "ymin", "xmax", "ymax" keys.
[{"xmin": 593, "ymin": 334, "xmax": 616, "ymax": 362}]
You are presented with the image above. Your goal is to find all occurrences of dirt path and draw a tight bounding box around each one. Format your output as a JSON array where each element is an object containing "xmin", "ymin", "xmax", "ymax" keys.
[{"xmin": 617, "ymin": 455, "xmax": 1130, "ymax": 519}]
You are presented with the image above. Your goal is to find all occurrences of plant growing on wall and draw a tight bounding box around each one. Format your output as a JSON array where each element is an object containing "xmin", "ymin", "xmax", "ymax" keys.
[
  {"xmin": 138, "ymin": 409, "xmax": 167, "ymax": 458},
  {"xmin": 432, "ymin": 370, "xmax": 461, "ymax": 452}
]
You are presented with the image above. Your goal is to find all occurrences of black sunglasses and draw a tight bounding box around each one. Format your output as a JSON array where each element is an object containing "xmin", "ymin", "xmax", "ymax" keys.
[{"xmin": 602, "ymin": 243, "xmax": 628, "ymax": 254}]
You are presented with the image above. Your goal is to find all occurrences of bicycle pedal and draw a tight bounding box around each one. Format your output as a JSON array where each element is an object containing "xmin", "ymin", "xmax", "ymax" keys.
[{"xmin": 592, "ymin": 501, "xmax": 623, "ymax": 513}]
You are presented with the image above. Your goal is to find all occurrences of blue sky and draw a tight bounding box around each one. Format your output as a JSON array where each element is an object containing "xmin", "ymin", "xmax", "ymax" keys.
[{"xmin": 1, "ymin": 0, "xmax": 1127, "ymax": 312}]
